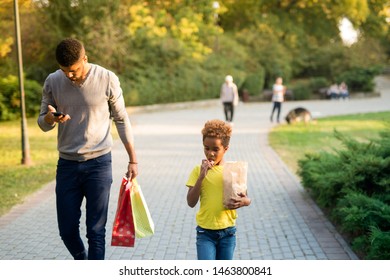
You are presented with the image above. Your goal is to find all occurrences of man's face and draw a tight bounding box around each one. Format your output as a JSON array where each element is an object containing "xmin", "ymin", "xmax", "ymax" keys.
[{"xmin": 60, "ymin": 55, "xmax": 87, "ymax": 83}]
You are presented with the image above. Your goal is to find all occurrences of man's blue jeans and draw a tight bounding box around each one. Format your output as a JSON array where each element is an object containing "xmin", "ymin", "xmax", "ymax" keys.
[
  {"xmin": 196, "ymin": 226, "xmax": 236, "ymax": 260},
  {"xmin": 56, "ymin": 153, "xmax": 112, "ymax": 260}
]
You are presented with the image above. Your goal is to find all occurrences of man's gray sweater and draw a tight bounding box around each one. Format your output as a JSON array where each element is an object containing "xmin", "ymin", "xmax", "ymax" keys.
[{"xmin": 38, "ymin": 64, "xmax": 133, "ymax": 161}]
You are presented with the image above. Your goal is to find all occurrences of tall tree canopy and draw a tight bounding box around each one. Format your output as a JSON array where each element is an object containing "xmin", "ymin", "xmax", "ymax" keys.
[{"xmin": 0, "ymin": 0, "xmax": 388, "ymax": 109}]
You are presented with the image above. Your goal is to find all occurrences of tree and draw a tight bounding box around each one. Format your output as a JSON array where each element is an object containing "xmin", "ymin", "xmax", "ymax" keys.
[
  {"xmin": 1, "ymin": 0, "xmax": 389, "ymax": 108},
  {"xmin": 360, "ymin": 0, "xmax": 390, "ymax": 58},
  {"xmin": 0, "ymin": 0, "xmax": 32, "ymax": 76}
]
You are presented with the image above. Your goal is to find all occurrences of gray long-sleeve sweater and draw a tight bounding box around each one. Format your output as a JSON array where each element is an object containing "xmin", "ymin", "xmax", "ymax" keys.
[{"xmin": 37, "ymin": 64, "xmax": 134, "ymax": 161}]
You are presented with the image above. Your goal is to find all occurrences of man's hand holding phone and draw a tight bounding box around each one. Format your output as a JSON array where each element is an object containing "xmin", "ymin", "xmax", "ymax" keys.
[
  {"xmin": 45, "ymin": 105, "xmax": 71, "ymax": 125},
  {"xmin": 53, "ymin": 112, "xmax": 65, "ymax": 117}
]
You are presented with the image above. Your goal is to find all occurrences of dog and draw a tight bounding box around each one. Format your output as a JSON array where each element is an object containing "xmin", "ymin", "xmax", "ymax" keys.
[{"xmin": 285, "ymin": 107, "xmax": 312, "ymax": 124}]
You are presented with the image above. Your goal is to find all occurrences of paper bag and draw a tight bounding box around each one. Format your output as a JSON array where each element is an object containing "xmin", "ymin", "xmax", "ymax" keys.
[
  {"xmin": 223, "ymin": 161, "xmax": 248, "ymax": 208},
  {"xmin": 111, "ymin": 177, "xmax": 135, "ymax": 247}
]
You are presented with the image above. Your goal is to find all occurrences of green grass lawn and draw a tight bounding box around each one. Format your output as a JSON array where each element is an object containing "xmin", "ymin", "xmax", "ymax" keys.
[
  {"xmin": 0, "ymin": 118, "xmax": 119, "ymax": 216},
  {"xmin": 268, "ymin": 111, "xmax": 390, "ymax": 175},
  {"xmin": 0, "ymin": 118, "xmax": 58, "ymax": 216}
]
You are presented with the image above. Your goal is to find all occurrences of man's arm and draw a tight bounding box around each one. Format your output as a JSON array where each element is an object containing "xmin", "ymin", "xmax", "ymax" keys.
[
  {"xmin": 108, "ymin": 71, "xmax": 138, "ymax": 179},
  {"xmin": 37, "ymin": 79, "xmax": 57, "ymax": 132}
]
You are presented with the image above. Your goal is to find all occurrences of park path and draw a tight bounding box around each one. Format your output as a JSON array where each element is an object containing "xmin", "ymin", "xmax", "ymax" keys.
[{"xmin": 0, "ymin": 76, "xmax": 389, "ymax": 260}]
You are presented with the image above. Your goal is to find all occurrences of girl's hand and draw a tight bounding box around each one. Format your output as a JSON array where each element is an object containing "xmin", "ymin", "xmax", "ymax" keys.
[
  {"xmin": 200, "ymin": 159, "xmax": 214, "ymax": 178},
  {"xmin": 188, "ymin": 159, "xmax": 214, "ymax": 208},
  {"xmin": 226, "ymin": 192, "xmax": 251, "ymax": 209}
]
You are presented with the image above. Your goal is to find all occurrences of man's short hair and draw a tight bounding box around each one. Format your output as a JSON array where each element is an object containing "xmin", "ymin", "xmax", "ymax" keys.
[{"xmin": 56, "ymin": 38, "xmax": 84, "ymax": 67}]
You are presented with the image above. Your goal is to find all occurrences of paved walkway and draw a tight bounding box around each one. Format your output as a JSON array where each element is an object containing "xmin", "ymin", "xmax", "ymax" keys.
[{"xmin": 0, "ymin": 76, "xmax": 389, "ymax": 260}]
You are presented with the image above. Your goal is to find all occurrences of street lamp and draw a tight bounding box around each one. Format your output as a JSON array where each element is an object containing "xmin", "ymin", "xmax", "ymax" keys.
[{"xmin": 13, "ymin": 0, "xmax": 31, "ymax": 165}]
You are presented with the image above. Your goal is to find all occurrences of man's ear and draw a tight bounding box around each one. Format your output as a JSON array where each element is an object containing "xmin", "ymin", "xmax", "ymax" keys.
[{"xmin": 224, "ymin": 145, "xmax": 229, "ymax": 152}]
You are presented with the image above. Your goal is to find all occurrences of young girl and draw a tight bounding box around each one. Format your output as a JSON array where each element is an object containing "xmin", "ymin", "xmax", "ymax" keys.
[
  {"xmin": 186, "ymin": 119, "xmax": 251, "ymax": 260},
  {"xmin": 270, "ymin": 77, "xmax": 286, "ymax": 123}
]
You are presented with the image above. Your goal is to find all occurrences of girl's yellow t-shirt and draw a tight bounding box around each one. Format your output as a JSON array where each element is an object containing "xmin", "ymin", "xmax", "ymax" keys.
[{"xmin": 186, "ymin": 165, "xmax": 237, "ymax": 230}]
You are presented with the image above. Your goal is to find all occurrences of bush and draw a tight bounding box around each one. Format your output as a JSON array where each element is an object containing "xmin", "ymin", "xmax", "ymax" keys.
[
  {"xmin": 333, "ymin": 193, "xmax": 390, "ymax": 259},
  {"xmin": 298, "ymin": 128, "xmax": 390, "ymax": 259},
  {"xmin": 288, "ymin": 77, "xmax": 329, "ymax": 100},
  {"xmin": 366, "ymin": 227, "xmax": 390, "ymax": 260},
  {"xmin": 289, "ymin": 80, "xmax": 312, "ymax": 100},
  {"xmin": 121, "ymin": 35, "xmax": 252, "ymax": 106},
  {"xmin": 338, "ymin": 66, "xmax": 383, "ymax": 92},
  {"xmin": 240, "ymin": 68, "xmax": 265, "ymax": 97},
  {"xmin": 334, "ymin": 192, "xmax": 390, "ymax": 234},
  {"xmin": 0, "ymin": 75, "xmax": 42, "ymax": 121},
  {"xmin": 309, "ymin": 77, "xmax": 329, "ymax": 90}
]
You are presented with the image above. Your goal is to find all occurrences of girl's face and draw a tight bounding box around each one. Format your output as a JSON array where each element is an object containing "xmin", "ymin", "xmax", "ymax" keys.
[{"xmin": 203, "ymin": 137, "xmax": 228, "ymax": 165}]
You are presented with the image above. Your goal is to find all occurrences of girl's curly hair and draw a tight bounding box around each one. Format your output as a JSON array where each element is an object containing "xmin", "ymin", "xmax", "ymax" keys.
[{"xmin": 202, "ymin": 119, "xmax": 232, "ymax": 147}]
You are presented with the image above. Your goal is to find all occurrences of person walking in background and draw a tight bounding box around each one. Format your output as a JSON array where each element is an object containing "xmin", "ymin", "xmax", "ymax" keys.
[
  {"xmin": 186, "ymin": 119, "xmax": 251, "ymax": 260},
  {"xmin": 220, "ymin": 75, "xmax": 239, "ymax": 123},
  {"xmin": 37, "ymin": 38, "xmax": 138, "ymax": 260},
  {"xmin": 270, "ymin": 77, "xmax": 286, "ymax": 123}
]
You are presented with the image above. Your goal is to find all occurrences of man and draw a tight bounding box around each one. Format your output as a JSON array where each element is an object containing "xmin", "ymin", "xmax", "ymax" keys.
[
  {"xmin": 220, "ymin": 75, "xmax": 239, "ymax": 123},
  {"xmin": 37, "ymin": 38, "xmax": 138, "ymax": 260}
]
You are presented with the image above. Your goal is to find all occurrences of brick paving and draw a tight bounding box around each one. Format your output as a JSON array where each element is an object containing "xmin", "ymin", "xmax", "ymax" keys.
[{"xmin": 0, "ymin": 76, "xmax": 389, "ymax": 260}]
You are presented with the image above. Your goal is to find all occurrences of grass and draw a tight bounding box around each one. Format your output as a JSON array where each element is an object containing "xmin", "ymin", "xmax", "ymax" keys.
[
  {"xmin": 0, "ymin": 117, "xmax": 119, "ymax": 216},
  {"xmin": 268, "ymin": 111, "xmax": 390, "ymax": 174}
]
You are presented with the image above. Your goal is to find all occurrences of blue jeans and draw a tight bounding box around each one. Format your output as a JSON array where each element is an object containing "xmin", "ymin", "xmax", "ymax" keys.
[
  {"xmin": 55, "ymin": 152, "xmax": 112, "ymax": 260},
  {"xmin": 271, "ymin": 101, "xmax": 282, "ymax": 122},
  {"xmin": 196, "ymin": 226, "xmax": 236, "ymax": 260}
]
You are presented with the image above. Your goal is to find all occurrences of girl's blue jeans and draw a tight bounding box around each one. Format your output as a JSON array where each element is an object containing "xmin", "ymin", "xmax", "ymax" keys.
[
  {"xmin": 55, "ymin": 152, "xmax": 112, "ymax": 260},
  {"xmin": 196, "ymin": 226, "xmax": 236, "ymax": 260},
  {"xmin": 271, "ymin": 101, "xmax": 282, "ymax": 122}
]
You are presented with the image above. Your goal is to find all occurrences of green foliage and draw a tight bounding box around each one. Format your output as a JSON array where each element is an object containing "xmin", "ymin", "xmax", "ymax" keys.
[
  {"xmin": 365, "ymin": 227, "xmax": 390, "ymax": 260},
  {"xmin": 0, "ymin": 0, "xmax": 389, "ymax": 110},
  {"xmin": 308, "ymin": 77, "xmax": 329, "ymax": 90},
  {"xmin": 234, "ymin": 26, "xmax": 293, "ymax": 87},
  {"xmin": 0, "ymin": 75, "xmax": 42, "ymax": 121},
  {"xmin": 122, "ymin": 63, "xmax": 222, "ymax": 106},
  {"xmin": 240, "ymin": 68, "xmax": 265, "ymax": 97},
  {"xmin": 289, "ymin": 77, "xmax": 329, "ymax": 100},
  {"xmin": 339, "ymin": 66, "xmax": 383, "ymax": 92},
  {"xmin": 298, "ymin": 152, "xmax": 344, "ymax": 207},
  {"xmin": 334, "ymin": 193, "xmax": 390, "ymax": 259},
  {"xmin": 121, "ymin": 32, "xmax": 250, "ymax": 105},
  {"xmin": 334, "ymin": 192, "xmax": 390, "ymax": 233},
  {"xmin": 297, "ymin": 38, "xmax": 386, "ymax": 88},
  {"xmin": 298, "ymin": 127, "xmax": 390, "ymax": 259},
  {"xmin": 289, "ymin": 80, "xmax": 313, "ymax": 100},
  {"xmin": 361, "ymin": 0, "xmax": 390, "ymax": 39}
]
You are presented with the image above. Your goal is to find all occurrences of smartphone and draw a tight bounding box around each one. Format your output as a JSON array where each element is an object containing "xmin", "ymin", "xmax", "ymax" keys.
[{"xmin": 53, "ymin": 112, "xmax": 65, "ymax": 117}]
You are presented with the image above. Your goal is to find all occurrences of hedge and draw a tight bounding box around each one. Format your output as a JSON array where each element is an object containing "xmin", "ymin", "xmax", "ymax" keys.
[{"xmin": 298, "ymin": 129, "xmax": 390, "ymax": 259}]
